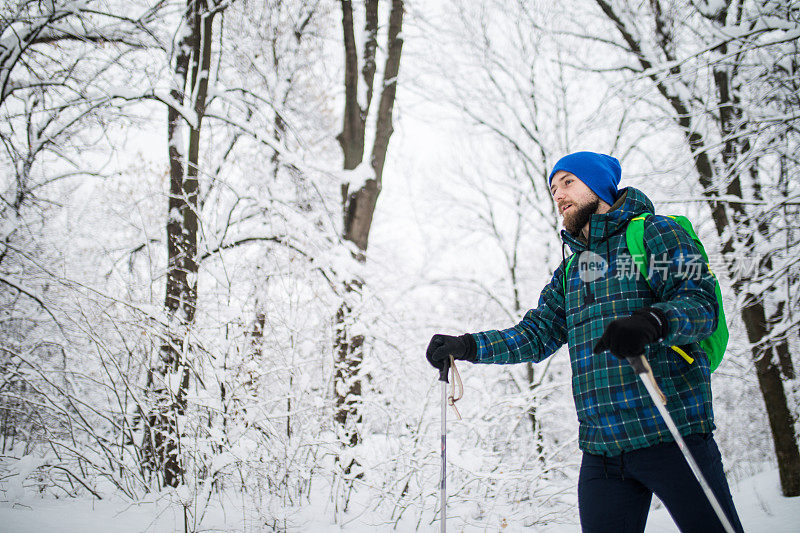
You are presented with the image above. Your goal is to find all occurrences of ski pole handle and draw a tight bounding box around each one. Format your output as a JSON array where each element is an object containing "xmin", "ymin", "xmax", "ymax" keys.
[
  {"xmin": 439, "ymin": 356, "xmax": 450, "ymax": 383},
  {"xmin": 625, "ymin": 354, "xmax": 650, "ymax": 375},
  {"xmin": 626, "ymin": 354, "xmax": 666, "ymax": 405}
]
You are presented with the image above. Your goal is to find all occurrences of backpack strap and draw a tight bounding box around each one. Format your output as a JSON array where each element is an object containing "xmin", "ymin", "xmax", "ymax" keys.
[
  {"xmin": 562, "ymin": 254, "xmax": 577, "ymax": 297},
  {"xmin": 626, "ymin": 213, "xmax": 652, "ymax": 290}
]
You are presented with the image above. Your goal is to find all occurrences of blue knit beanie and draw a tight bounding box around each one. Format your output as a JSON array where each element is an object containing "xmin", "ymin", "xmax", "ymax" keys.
[{"xmin": 548, "ymin": 151, "xmax": 621, "ymax": 206}]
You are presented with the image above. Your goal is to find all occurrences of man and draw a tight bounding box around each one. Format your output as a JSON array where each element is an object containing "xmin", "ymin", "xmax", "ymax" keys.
[{"xmin": 426, "ymin": 152, "xmax": 744, "ymax": 533}]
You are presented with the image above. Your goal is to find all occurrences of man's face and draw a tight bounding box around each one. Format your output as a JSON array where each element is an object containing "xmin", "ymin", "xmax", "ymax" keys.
[{"xmin": 550, "ymin": 170, "xmax": 600, "ymax": 236}]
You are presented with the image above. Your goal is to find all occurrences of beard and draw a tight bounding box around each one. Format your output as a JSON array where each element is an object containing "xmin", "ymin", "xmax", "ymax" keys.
[{"xmin": 563, "ymin": 197, "xmax": 600, "ymax": 236}]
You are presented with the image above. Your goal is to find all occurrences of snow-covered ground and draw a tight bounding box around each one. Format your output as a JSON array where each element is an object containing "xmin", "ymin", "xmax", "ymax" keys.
[{"xmin": 1, "ymin": 467, "xmax": 797, "ymax": 532}]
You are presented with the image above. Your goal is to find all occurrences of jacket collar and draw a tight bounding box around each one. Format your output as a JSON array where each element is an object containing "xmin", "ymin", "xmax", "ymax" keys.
[{"xmin": 561, "ymin": 187, "xmax": 655, "ymax": 254}]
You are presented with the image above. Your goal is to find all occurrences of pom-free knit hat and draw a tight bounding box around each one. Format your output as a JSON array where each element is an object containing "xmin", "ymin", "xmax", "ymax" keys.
[{"xmin": 548, "ymin": 152, "xmax": 621, "ymax": 206}]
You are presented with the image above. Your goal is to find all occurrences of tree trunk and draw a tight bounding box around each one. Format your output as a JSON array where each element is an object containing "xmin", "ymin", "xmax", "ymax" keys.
[
  {"xmin": 333, "ymin": 0, "xmax": 404, "ymax": 474},
  {"xmin": 743, "ymin": 301, "xmax": 800, "ymax": 495},
  {"xmin": 145, "ymin": 0, "xmax": 217, "ymax": 488}
]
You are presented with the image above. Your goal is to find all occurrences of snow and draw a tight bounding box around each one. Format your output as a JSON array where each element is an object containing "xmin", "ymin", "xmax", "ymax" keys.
[
  {"xmin": 106, "ymin": 85, "xmax": 142, "ymax": 100},
  {"xmin": 715, "ymin": 25, "xmax": 751, "ymax": 39},
  {"xmin": 154, "ymin": 89, "xmax": 199, "ymax": 129},
  {"xmin": 3, "ymin": 455, "xmax": 43, "ymax": 503},
  {"xmin": 760, "ymin": 16, "xmax": 799, "ymax": 31},
  {"xmin": 694, "ymin": 0, "xmax": 727, "ymax": 19},
  {"xmin": 705, "ymin": 0, "xmax": 727, "ymax": 11},
  {"xmin": 0, "ymin": 21, "xmax": 25, "ymax": 47},
  {"xmin": 168, "ymin": 207, "xmax": 182, "ymax": 224},
  {"xmin": 0, "ymin": 467, "xmax": 797, "ymax": 531},
  {"xmin": 340, "ymin": 162, "xmax": 375, "ymax": 193},
  {"xmin": 757, "ymin": 27, "xmax": 800, "ymax": 47}
]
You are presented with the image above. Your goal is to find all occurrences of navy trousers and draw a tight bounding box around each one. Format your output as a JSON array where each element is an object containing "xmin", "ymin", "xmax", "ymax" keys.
[{"xmin": 578, "ymin": 433, "xmax": 744, "ymax": 533}]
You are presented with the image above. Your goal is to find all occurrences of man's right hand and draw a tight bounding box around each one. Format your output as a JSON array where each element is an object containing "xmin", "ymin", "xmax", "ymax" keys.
[{"xmin": 425, "ymin": 334, "xmax": 477, "ymax": 371}]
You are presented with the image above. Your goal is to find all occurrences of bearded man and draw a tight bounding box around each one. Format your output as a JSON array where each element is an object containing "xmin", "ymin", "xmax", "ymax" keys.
[{"xmin": 426, "ymin": 152, "xmax": 744, "ymax": 533}]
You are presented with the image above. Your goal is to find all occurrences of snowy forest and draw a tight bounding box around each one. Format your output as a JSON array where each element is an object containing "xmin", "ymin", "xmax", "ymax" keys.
[{"xmin": 0, "ymin": 0, "xmax": 798, "ymax": 531}]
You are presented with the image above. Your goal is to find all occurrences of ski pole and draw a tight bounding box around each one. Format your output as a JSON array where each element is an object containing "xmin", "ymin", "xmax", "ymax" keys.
[
  {"xmin": 439, "ymin": 355, "xmax": 464, "ymax": 533},
  {"xmin": 627, "ymin": 355, "xmax": 736, "ymax": 533},
  {"xmin": 438, "ymin": 356, "xmax": 449, "ymax": 533},
  {"xmin": 438, "ymin": 354, "xmax": 463, "ymax": 533}
]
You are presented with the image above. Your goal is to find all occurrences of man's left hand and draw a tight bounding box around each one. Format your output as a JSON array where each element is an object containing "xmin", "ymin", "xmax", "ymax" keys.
[{"xmin": 593, "ymin": 307, "xmax": 668, "ymax": 359}]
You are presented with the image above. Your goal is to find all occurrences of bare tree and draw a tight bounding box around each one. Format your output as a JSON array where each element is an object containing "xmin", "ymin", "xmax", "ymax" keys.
[
  {"xmin": 0, "ymin": 0, "xmax": 158, "ymax": 220},
  {"xmin": 143, "ymin": 0, "xmax": 225, "ymax": 489},
  {"xmin": 0, "ymin": 0, "xmax": 361, "ymax": 520},
  {"xmin": 333, "ymin": 0, "xmax": 405, "ymax": 475},
  {"xmin": 0, "ymin": 1, "xmax": 162, "ymax": 490},
  {"xmin": 586, "ymin": 0, "xmax": 800, "ymax": 495}
]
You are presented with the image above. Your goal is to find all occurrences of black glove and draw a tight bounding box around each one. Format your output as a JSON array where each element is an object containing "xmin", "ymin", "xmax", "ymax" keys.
[
  {"xmin": 426, "ymin": 333, "xmax": 477, "ymax": 371},
  {"xmin": 593, "ymin": 307, "xmax": 668, "ymax": 359}
]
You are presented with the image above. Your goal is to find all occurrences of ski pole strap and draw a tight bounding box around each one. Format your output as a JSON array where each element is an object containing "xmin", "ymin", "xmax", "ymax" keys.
[{"xmin": 448, "ymin": 355, "xmax": 463, "ymax": 420}]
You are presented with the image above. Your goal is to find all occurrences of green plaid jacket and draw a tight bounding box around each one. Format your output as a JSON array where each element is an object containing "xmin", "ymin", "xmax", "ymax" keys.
[{"xmin": 471, "ymin": 187, "xmax": 717, "ymax": 456}]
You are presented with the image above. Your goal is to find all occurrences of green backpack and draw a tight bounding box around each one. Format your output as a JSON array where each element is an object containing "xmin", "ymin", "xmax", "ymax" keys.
[{"xmin": 563, "ymin": 213, "xmax": 728, "ymax": 372}]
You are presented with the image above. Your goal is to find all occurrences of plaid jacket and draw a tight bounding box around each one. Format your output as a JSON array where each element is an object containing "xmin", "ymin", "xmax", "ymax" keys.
[{"xmin": 472, "ymin": 187, "xmax": 718, "ymax": 456}]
